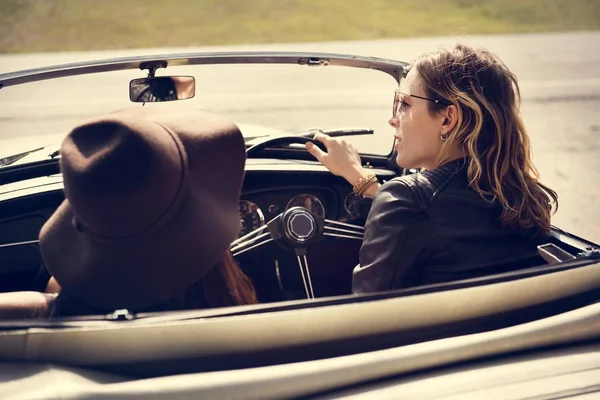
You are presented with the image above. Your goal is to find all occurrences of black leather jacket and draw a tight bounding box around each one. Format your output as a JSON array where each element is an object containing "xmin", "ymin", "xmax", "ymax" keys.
[{"xmin": 352, "ymin": 158, "xmax": 549, "ymax": 293}]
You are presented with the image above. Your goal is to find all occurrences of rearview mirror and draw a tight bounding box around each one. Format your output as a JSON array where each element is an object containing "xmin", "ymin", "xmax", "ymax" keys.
[{"xmin": 129, "ymin": 76, "xmax": 195, "ymax": 102}]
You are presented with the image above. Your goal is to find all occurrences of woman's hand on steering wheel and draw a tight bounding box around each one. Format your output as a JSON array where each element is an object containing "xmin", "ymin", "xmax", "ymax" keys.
[{"xmin": 305, "ymin": 131, "xmax": 368, "ymax": 185}]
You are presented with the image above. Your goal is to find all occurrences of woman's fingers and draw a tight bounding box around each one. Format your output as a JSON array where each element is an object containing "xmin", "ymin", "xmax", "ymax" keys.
[
  {"xmin": 305, "ymin": 132, "xmax": 365, "ymax": 183},
  {"xmin": 306, "ymin": 131, "xmax": 331, "ymax": 162},
  {"xmin": 313, "ymin": 131, "xmax": 332, "ymax": 147},
  {"xmin": 305, "ymin": 141, "xmax": 326, "ymax": 162}
]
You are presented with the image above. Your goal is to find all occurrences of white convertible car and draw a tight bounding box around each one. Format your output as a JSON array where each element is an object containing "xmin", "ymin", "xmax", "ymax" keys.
[{"xmin": 0, "ymin": 52, "xmax": 599, "ymax": 399}]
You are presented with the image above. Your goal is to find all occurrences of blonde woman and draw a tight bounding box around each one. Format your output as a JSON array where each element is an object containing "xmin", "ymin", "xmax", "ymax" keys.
[{"xmin": 306, "ymin": 44, "xmax": 558, "ymax": 293}]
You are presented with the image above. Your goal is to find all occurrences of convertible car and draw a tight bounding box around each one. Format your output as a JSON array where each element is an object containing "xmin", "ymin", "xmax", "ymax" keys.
[{"xmin": 0, "ymin": 52, "xmax": 599, "ymax": 399}]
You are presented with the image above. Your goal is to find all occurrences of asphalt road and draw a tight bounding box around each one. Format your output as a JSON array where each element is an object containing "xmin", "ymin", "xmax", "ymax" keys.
[{"xmin": 1, "ymin": 31, "xmax": 599, "ymax": 244}]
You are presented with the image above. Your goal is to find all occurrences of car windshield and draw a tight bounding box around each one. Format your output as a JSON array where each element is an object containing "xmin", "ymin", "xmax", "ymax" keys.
[{"xmin": 0, "ymin": 61, "xmax": 398, "ymax": 164}]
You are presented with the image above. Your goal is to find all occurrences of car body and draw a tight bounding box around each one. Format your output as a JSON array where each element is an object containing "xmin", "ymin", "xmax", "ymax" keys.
[{"xmin": 0, "ymin": 52, "xmax": 599, "ymax": 399}]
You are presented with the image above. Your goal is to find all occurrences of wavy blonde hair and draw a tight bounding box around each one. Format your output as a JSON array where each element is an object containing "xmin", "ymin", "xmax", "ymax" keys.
[{"xmin": 413, "ymin": 44, "xmax": 558, "ymax": 234}]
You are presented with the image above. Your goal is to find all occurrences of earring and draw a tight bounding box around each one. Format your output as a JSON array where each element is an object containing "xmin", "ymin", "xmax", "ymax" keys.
[{"xmin": 440, "ymin": 133, "xmax": 449, "ymax": 142}]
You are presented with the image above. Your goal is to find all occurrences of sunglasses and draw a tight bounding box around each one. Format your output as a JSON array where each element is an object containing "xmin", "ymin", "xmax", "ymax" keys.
[{"xmin": 393, "ymin": 90, "xmax": 452, "ymax": 117}]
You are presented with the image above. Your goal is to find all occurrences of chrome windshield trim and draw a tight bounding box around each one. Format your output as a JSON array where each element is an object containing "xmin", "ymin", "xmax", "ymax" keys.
[{"xmin": 0, "ymin": 51, "xmax": 409, "ymax": 88}]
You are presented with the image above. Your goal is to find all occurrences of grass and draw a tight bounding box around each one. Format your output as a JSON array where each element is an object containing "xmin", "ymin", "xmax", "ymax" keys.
[{"xmin": 1, "ymin": 0, "xmax": 599, "ymax": 53}]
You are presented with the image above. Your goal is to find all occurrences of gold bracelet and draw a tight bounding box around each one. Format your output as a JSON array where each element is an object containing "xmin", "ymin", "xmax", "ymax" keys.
[
  {"xmin": 352, "ymin": 173, "xmax": 375, "ymax": 193},
  {"xmin": 358, "ymin": 178, "xmax": 379, "ymax": 197},
  {"xmin": 353, "ymin": 173, "xmax": 378, "ymax": 196}
]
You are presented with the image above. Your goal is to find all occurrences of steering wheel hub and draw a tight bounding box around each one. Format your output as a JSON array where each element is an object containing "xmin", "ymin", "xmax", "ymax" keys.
[{"xmin": 286, "ymin": 208, "xmax": 317, "ymax": 243}]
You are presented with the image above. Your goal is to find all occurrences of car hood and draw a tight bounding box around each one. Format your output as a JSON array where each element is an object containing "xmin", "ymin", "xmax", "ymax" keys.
[{"xmin": 0, "ymin": 123, "xmax": 289, "ymax": 168}]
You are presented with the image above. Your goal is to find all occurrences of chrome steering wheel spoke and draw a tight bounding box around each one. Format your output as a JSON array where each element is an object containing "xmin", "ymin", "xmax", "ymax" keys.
[
  {"xmin": 323, "ymin": 218, "xmax": 364, "ymax": 241},
  {"xmin": 231, "ymin": 225, "xmax": 273, "ymax": 257},
  {"xmin": 295, "ymin": 248, "xmax": 315, "ymax": 299}
]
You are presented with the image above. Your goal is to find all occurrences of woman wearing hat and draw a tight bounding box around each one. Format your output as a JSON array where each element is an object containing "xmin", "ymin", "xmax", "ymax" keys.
[{"xmin": 1, "ymin": 107, "xmax": 257, "ymax": 318}]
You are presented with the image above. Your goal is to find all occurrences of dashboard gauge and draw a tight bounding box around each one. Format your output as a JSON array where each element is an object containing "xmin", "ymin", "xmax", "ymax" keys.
[
  {"xmin": 344, "ymin": 193, "xmax": 361, "ymax": 217},
  {"xmin": 286, "ymin": 194, "xmax": 326, "ymax": 218},
  {"xmin": 238, "ymin": 200, "xmax": 265, "ymax": 238}
]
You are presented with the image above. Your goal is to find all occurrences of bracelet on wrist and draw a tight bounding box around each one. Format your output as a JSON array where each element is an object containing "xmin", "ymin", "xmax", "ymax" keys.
[{"xmin": 352, "ymin": 173, "xmax": 379, "ymax": 197}]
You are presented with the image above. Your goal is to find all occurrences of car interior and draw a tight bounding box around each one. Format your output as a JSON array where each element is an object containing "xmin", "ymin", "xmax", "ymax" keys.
[
  {"xmin": 0, "ymin": 154, "xmax": 598, "ymax": 303},
  {"xmin": 0, "ymin": 54, "xmax": 600, "ymax": 391}
]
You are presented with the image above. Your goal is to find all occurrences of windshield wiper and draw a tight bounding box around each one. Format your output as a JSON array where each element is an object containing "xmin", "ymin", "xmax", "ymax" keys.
[
  {"xmin": 0, "ymin": 147, "xmax": 47, "ymax": 167},
  {"xmin": 0, "ymin": 145, "xmax": 61, "ymax": 168}
]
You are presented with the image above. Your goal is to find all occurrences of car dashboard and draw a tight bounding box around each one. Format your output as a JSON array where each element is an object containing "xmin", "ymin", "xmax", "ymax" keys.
[{"xmin": 0, "ymin": 158, "xmax": 397, "ymax": 302}]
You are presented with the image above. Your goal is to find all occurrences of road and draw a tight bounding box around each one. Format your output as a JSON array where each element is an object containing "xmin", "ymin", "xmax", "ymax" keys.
[{"xmin": 1, "ymin": 31, "xmax": 599, "ymax": 243}]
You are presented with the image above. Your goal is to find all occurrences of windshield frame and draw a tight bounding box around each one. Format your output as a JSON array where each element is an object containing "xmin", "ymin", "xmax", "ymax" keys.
[{"xmin": 0, "ymin": 51, "xmax": 409, "ymax": 89}]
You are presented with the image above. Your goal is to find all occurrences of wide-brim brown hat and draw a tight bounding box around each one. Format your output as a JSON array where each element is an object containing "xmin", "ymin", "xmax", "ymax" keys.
[{"xmin": 39, "ymin": 107, "xmax": 245, "ymax": 311}]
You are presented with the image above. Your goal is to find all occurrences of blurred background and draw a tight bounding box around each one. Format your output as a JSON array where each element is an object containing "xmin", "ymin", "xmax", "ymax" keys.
[
  {"xmin": 1, "ymin": 0, "xmax": 599, "ymax": 243},
  {"xmin": 1, "ymin": 0, "xmax": 599, "ymax": 52}
]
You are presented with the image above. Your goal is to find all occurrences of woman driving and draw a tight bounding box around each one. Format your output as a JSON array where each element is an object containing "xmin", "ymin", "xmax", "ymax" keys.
[{"xmin": 306, "ymin": 44, "xmax": 559, "ymax": 293}]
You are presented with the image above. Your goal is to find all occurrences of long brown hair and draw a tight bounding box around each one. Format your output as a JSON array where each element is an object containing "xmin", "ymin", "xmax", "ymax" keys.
[
  {"xmin": 413, "ymin": 44, "xmax": 558, "ymax": 234},
  {"xmin": 181, "ymin": 250, "xmax": 258, "ymax": 309}
]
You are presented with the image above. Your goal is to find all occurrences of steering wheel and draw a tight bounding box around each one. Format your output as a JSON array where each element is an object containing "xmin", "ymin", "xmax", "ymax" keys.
[
  {"xmin": 245, "ymin": 135, "xmax": 327, "ymax": 158},
  {"xmin": 230, "ymin": 206, "xmax": 364, "ymax": 299},
  {"xmin": 242, "ymin": 134, "xmax": 365, "ymax": 299}
]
